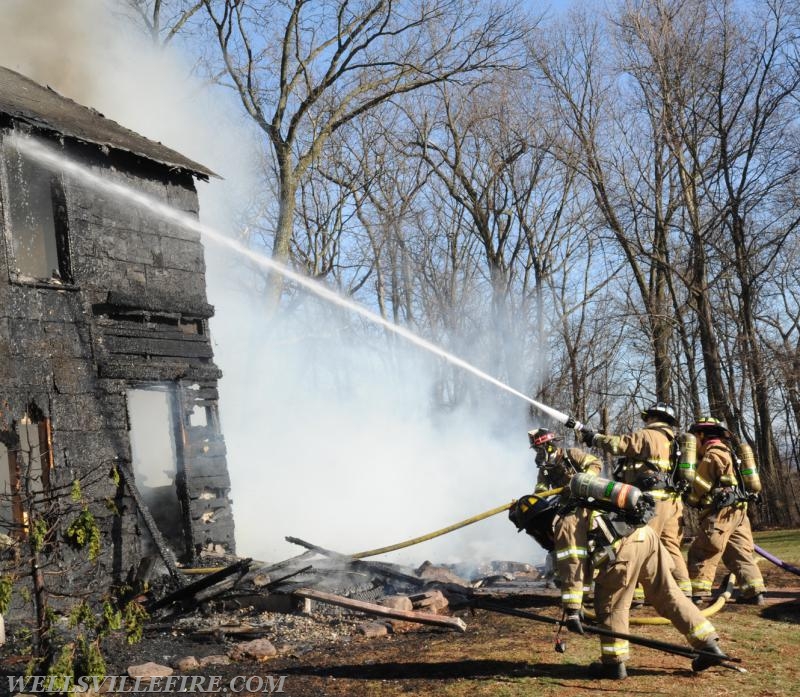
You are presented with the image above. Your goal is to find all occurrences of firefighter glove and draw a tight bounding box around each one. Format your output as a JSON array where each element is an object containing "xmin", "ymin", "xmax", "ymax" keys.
[
  {"xmin": 565, "ymin": 611, "xmax": 584, "ymax": 635},
  {"xmin": 579, "ymin": 428, "xmax": 596, "ymax": 447}
]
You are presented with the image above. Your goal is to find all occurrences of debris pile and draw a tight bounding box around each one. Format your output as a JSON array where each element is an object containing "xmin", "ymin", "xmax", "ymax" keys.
[{"xmin": 131, "ymin": 536, "xmax": 553, "ymax": 665}]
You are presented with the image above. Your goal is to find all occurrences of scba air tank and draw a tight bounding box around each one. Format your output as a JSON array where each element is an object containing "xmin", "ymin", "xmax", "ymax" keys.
[
  {"xmin": 737, "ymin": 443, "xmax": 762, "ymax": 494},
  {"xmin": 676, "ymin": 432, "xmax": 698, "ymax": 483},
  {"xmin": 569, "ymin": 472, "xmax": 642, "ymax": 512}
]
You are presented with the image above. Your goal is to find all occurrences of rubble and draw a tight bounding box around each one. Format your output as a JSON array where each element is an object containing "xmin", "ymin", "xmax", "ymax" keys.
[
  {"xmin": 416, "ymin": 561, "xmax": 470, "ymax": 586},
  {"xmin": 21, "ymin": 541, "xmax": 551, "ymax": 683},
  {"xmin": 356, "ymin": 622, "xmax": 391, "ymax": 638},
  {"xmin": 227, "ymin": 638, "xmax": 277, "ymax": 662},
  {"xmin": 126, "ymin": 662, "xmax": 173, "ymax": 678},
  {"xmin": 171, "ymin": 656, "xmax": 200, "ymax": 671}
]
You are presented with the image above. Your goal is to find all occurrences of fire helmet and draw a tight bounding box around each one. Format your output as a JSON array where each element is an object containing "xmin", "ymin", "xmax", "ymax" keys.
[
  {"xmin": 688, "ymin": 416, "xmax": 731, "ymax": 439},
  {"xmin": 528, "ymin": 428, "xmax": 559, "ymax": 449},
  {"xmin": 641, "ymin": 402, "xmax": 677, "ymax": 425},
  {"xmin": 508, "ymin": 494, "xmax": 558, "ymax": 551}
]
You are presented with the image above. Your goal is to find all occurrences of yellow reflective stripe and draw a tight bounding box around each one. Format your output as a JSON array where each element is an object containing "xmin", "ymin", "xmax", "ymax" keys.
[
  {"xmin": 561, "ymin": 592, "xmax": 583, "ymax": 603},
  {"xmin": 678, "ymin": 580, "xmax": 692, "ymax": 594},
  {"xmin": 556, "ymin": 547, "xmax": 588, "ymax": 560},
  {"xmin": 688, "ymin": 620, "xmax": 715, "ymax": 641},
  {"xmin": 601, "ymin": 640, "xmax": 629, "ymax": 656},
  {"xmin": 691, "ymin": 579, "xmax": 713, "ymax": 592},
  {"xmin": 738, "ymin": 579, "xmax": 766, "ymax": 593}
]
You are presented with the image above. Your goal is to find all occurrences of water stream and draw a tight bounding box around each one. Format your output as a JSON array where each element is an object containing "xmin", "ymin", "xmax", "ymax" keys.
[{"xmin": 11, "ymin": 134, "xmax": 574, "ymax": 427}]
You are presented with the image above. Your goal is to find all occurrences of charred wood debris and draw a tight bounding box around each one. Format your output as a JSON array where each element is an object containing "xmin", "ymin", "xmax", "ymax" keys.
[{"xmin": 139, "ymin": 537, "xmax": 549, "ymax": 646}]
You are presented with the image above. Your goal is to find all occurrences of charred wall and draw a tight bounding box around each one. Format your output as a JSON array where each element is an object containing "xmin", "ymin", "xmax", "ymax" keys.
[{"xmin": 0, "ymin": 127, "xmax": 235, "ymax": 593}]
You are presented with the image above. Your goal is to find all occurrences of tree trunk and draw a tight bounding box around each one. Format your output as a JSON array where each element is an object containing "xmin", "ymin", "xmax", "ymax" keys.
[{"xmin": 265, "ymin": 151, "xmax": 298, "ymax": 311}]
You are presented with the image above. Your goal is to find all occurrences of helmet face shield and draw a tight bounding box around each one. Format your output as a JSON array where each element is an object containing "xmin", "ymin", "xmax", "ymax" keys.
[
  {"xmin": 688, "ymin": 416, "xmax": 731, "ymax": 439},
  {"xmin": 528, "ymin": 429, "xmax": 560, "ymax": 466},
  {"xmin": 528, "ymin": 428, "xmax": 559, "ymax": 448},
  {"xmin": 641, "ymin": 401, "xmax": 677, "ymax": 425}
]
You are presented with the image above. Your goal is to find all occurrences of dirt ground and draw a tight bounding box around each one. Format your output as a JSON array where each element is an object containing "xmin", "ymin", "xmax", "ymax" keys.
[
  {"xmin": 2, "ymin": 538, "xmax": 799, "ymax": 696},
  {"xmin": 90, "ymin": 570, "xmax": 800, "ymax": 697}
]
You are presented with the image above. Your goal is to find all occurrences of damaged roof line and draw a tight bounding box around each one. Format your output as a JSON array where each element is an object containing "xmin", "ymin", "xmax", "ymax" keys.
[{"xmin": 0, "ymin": 65, "xmax": 218, "ymax": 179}]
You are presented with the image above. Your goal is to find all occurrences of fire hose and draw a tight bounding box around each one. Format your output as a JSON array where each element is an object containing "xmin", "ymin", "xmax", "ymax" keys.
[
  {"xmin": 473, "ymin": 600, "xmax": 746, "ymax": 673},
  {"xmin": 352, "ymin": 487, "xmax": 565, "ymax": 559},
  {"xmin": 755, "ymin": 544, "xmax": 800, "ymax": 576},
  {"xmin": 582, "ymin": 574, "xmax": 735, "ymax": 625}
]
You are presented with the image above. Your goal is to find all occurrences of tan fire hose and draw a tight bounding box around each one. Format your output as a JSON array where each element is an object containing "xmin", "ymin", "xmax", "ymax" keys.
[
  {"xmin": 352, "ymin": 487, "xmax": 565, "ymax": 559},
  {"xmin": 582, "ymin": 574, "xmax": 736, "ymax": 624}
]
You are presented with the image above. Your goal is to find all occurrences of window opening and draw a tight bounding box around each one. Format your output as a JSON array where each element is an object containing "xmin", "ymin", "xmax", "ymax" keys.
[
  {"xmin": 2, "ymin": 139, "xmax": 72, "ymax": 283},
  {"xmin": 0, "ymin": 441, "xmax": 12, "ymax": 534},
  {"xmin": 0, "ymin": 414, "xmax": 53, "ymax": 537},
  {"xmin": 188, "ymin": 406, "xmax": 207, "ymax": 428}
]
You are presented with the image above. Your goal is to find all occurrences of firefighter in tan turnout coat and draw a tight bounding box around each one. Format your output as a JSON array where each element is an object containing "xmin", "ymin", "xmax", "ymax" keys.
[
  {"xmin": 528, "ymin": 428, "xmax": 601, "ymax": 631},
  {"xmin": 560, "ymin": 471, "xmax": 728, "ymax": 679},
  {"xmin": 686, "ymin": 417, "xmax": 766, "ymax": 604},
  {"xmin": 590, "ymin": 517, "xmax": 726, "ymax": 678},
  {"xmin": 580, "ymin": 403, "xmax": 692, "ymax": 597}
]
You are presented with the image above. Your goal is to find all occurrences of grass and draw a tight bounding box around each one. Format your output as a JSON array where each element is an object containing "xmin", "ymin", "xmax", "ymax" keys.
[
  {"xmin": 269, "ymin": 528, "xmax": 800, "ymax": 697},
  {"xmin": 753, "ymin": 528, "xmax": 800, "ymax": 563}
]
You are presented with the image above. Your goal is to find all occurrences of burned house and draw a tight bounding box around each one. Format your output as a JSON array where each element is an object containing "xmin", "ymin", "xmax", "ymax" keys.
[{"xmin": 0, "ymin": 66, "xmax": 234, "ymax": 587}]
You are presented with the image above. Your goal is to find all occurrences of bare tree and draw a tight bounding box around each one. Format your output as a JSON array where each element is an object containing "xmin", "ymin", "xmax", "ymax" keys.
[
  {"xmin": 529, "ymin": 9, "xmax": 685, "ymax": 404},
  {"xmin": 121, "ymin": 0, "xmax": 206, "ymax": 44},
  {"xmin": 198, "ymin": 0, "xmax": 526, "ymax": 307}
]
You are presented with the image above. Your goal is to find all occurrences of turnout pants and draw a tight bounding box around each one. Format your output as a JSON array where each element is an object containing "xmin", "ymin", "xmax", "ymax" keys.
[
  {"xmin": 553, "ymin": 507, "xmax": 591, "ymax": 610},
  {"xmin": 688, "ymin": 505, "xmax": 765, "ymax": 598},
  {"xmin": 648, "ymin": 494, "xmax": 691, "ymax": 595},
  {"xmin": 594, "ymin": 525, "xmax": 718, "ymax": 665}
]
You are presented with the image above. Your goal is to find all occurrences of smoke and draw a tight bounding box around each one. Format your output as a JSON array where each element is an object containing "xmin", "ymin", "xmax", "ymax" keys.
[
  {"xmin": 209, "ymin": 287, "xmax": 541, "ymax": 565},
  {"xmin": 0, "ymin": 0, "xmax": 546, "ymax": 568}
]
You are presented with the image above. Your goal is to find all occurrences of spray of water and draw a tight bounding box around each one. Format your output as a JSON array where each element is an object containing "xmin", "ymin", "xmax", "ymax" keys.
[{"xmin": 11, "ymin": 133, "xmax": 579, "ymax": 429}]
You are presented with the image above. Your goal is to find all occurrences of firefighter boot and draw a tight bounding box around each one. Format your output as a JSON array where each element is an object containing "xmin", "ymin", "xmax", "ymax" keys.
[
  {"xmin": 738, "ymin": 592, "xmax": 766, "ymax": 606},
  {"xmin": 588, "ymin": 662, "xmax": 627, "ymax": 680},
  {"xmin": 565, "ymin": 610, "xmax": 584, "ymax": 634},
  {"xmin": 691, "ymin": 640, "xmax": 727, "ymax": 672}
]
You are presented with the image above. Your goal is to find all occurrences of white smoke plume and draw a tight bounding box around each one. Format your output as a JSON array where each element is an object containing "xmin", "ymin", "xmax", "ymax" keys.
[{"xmin": 0, "ymin": 0, "xmax": 545, "ymax": 568}]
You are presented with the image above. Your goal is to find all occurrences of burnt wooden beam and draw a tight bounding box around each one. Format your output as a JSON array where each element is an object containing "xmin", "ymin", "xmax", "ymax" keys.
[
  {"xmin": 149, "ymin": 557, "xmax": 252, "ymax": 611},
  {"xmin": 292, "ymin": 588, "xmax": 467, "ymax": 632},
  {"xmin": 117, "ymin": 462, "xmax": 185, "ymax": 587},
  {"xmin": 284, "ymin": 536, "xmax": 426, "ymax": 588},
  {"xmin": 249, "ymin": 551, "xmax": 316, "ymax": 578},
  {"xmin": 265, "ymin": 565, "xmax": 313, "ymax": 590}
]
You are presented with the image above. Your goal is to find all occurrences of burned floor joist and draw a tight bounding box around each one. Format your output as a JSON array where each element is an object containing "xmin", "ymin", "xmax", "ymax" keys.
[
  {"xmin": 284, "ymin": 536, "xmax": 431, "ymax": 590},
  {"xmin": 292, "ymin": 588, "xmax": 467, "ymax": 632}
]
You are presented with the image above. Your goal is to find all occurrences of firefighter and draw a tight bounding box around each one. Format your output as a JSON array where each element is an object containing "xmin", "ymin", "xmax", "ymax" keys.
[
  {"xmin": 590, "ymin": 517, "xmax": 726, "ymax": 678},
  {"xmin": 528, "ymin": 428, "xmax": 602, "ymax": 630},
  {"xmin": 569, "ymin": 475, "xmax": 727, "ymax": 679},
  {"xmin": 685, "ymin": 417, "xmax": 766, "ymax": 605},
  {"xmin": 579, "ymin": 403, "xmax": 692, "ymax": 597}
]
